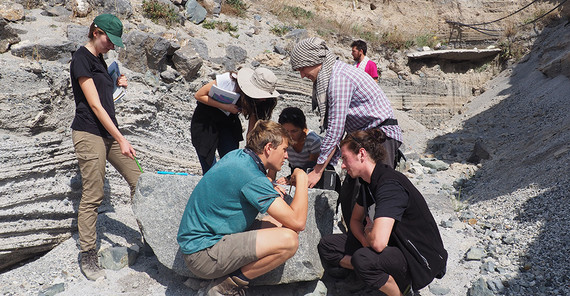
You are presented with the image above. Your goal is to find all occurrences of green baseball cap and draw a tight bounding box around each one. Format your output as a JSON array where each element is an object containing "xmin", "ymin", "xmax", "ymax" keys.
[{"xmin": 93, "ymin": 14, "xmax": 124, "ymax": 48}]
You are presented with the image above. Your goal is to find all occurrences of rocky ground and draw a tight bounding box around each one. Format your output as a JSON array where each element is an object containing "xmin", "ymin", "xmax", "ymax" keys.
[{"xmin": 1, "ymin": 1, "xmax": 569, "ymax": 295}]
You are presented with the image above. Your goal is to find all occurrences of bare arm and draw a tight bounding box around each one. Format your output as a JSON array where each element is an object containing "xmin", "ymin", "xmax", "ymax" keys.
[
  {"xmin": 266, "ymin": 168, "xmax": 308, "ymax": 231},
  {"xmin": 307, "ymin": 146, "xmax": 336, "ymax": 188},
  {"xmin": 78, "ymin": 76, "xmax": 136, "ymax": 159},
  {"xmin": 350, "ymin": 203, "xmax": 369, "ymax": 247},
  {"xmin": 194, "ymin": 80, "xmax": 240, "ymax": 114},
  {"xmin": 366, "ymin": 217, "xmax": 395, "ymax": 253}
]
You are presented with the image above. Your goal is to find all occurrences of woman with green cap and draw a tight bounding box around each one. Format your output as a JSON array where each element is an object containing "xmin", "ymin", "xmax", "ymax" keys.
[{"xmin": 69, "ymin": 14, "xmax": 141, "ymax": 281}]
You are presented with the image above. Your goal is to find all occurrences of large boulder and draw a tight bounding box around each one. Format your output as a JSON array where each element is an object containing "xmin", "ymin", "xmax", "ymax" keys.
[
  {"xmin": 132, "ymin": 173, "xmax": 338, "ymax": 286},
  {"xmin": 118, "ymin": 31, "xmax": 181, "ymax": 74},
  {"xmin": 211, "ymin": 45, "xmax": 247, "ymax": 71},
  {"xmin": 172, "ymin": 45, "xmax": 203, "ymax": 81},
  {"xmin": 0, "ymin": 1, "xmax": 25, "ymax": 21},
  {"xmin": 185, "ymin": 0, "xmax": 207, "ymax": 24},
  {"xmin": 92, "ymin": 0, "xmax": 133, "ymax": 18},
  {"xmin": 10, "ymin": 39, "xmax": 76, "ymax": 63}
]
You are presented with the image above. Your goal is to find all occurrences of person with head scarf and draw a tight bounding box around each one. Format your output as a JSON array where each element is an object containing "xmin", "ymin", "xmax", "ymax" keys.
[
  {"xmin": 70, "ymin": 14, "xmax": 141, "ymax": 280},
  {"xmin": 290, "ymin": 37, "xmax": 403, "ymax": 225}
]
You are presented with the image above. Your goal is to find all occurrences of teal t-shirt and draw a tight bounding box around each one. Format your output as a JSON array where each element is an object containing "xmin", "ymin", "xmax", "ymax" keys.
[{"xmin": 177, "ymin": 149, "xmax": 279, "ymax": 254}]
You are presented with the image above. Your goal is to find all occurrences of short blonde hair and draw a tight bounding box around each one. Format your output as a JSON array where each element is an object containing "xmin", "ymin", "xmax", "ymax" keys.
[{"xmin": 246, "ymin": 120, "xmax": 290, "ymax": 154}]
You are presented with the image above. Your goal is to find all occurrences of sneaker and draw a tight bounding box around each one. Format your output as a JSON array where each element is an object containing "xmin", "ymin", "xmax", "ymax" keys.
[
  {"xmin": 80, "ymin": 249, "xmax": 105, "ymax": 281},
  {"xmin": 206, "ymin": 275, "xmax": 249, "ymax": 296}
]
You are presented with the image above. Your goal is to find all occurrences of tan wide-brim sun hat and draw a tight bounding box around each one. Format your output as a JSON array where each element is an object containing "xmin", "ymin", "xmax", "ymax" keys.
[{"xmin": 237, "ymin": 67, "xmax": 280, "ymax": 99}]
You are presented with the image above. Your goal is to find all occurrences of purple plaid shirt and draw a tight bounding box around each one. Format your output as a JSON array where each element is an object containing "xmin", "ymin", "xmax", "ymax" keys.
[{"xmin": 318, "ymin": 60, "xmax": 402, "ymax": 164}]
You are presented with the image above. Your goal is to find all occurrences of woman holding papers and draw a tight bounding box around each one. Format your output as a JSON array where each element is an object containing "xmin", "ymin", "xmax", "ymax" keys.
[
  {"xmin": 69, "ymin": 14, "xmax": 141, "ymax": 281},
  {"xmin": 191, "ymin": 67, "xmax": 280, "ymax": 173}
]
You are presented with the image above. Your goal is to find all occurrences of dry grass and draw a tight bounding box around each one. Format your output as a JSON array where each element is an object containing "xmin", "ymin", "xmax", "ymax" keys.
[
  {"xmin": 221, "ymin": 0, "xmax": 248, "ymax": 17},
  {"xmin": 266, "ymin": 2, "xmax": 423, "ymax": 52}
]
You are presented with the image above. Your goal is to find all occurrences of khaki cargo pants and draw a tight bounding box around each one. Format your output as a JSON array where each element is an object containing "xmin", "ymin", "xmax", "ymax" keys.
[{"xmin": 72, "ymin": 130, "xmax": 141, "ymax": 252}]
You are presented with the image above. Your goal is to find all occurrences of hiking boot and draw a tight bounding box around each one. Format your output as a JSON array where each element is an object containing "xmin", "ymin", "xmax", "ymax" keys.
[
  {"xmin": 206, "ymin": 275, "xmax": 249, "ymax": 296},
  {"xmin": 80, "ymin": 249, "xmax": 105, "ymax": 281}
]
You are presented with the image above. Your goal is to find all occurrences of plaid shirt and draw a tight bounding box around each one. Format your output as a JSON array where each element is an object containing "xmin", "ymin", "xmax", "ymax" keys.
[{"xmin": 318, "ymin": 60, "xmax": 402, "ymax": 164}]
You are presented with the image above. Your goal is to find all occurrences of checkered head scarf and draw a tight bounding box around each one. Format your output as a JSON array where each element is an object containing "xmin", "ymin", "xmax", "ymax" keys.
[{"xmin": 290, "ymin": 37, "xmax": 337, "ymax": 129}]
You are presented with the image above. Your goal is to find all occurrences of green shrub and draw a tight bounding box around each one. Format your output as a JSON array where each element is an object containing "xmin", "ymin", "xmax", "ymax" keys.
[
  {"xmin": 142, "ymin": 0, "xmax": 179, "ymax": 27},
  {"xmin": 202, "ymin": 20, "xmax": 238, "ymax": 33},
  {"xmin": 415, "ymin": 33, "xmax": 439, "ymax": 48},
  {"xmin": 270, "ymin": 25, "xmax": 292, "ymax": 37}
]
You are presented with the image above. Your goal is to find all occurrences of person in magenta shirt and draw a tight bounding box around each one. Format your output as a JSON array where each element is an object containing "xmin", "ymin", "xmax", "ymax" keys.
[{"xmin": 351, "ymin": 40, "xmax": 379, "ymax": 82}]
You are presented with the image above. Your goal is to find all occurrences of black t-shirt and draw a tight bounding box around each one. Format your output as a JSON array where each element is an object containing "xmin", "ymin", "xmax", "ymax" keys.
[
  {"xmin": 356, "ymin": 179, "xmax": 409, "ymax": 221},
  {"xmin": 70, "ymin": 46, "xmax": 118, "ymax": 138}
]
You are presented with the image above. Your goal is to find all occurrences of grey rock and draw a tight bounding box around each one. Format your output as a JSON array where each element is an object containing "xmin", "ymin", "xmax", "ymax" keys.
[
  {"xmin": 0, "ymin": 1, "xmax": 25, "ymax": 21},
  {"xmin": 274, "ymin": 45, "xmax": 288, "ymax": 55},
  {"xmin": 172, "ymin": 45, "xmax": 203, "ymax": 81},
  {"xmin": 467, "ymin": 141, "xmax": 491, "ymax": 164},
  {"xmin": 487, "ymin": 278, "xmax": 504, "ymax": 293},
  {"xmin": 284, "ymin": 29, "xmax": 307, "ymax": 41},
  {"xmin": 160, "ymin": 66, "xmax": 180, "ymax": 83},
  {"xmin": 43, "ymin": 5, "xmax": 71, "ymax": 17},
  {"xmin": 94, "ymin": 0, "xmax": 133, "ymax": 17},
  {"xmin": 502, "ymin": 234, "xmax": 516, "ymax": 244},
  {"xmin": 254, "ymin": 14, "xmax": 262, "ymax": 22},
  {"xmin": 429, "ymin": 283, "xmax": 451, "ymax": 295},
  {"xmin": 245, "ymin": 28, "xmax": 255, "ymax": 37},
  {"xmin": 66, "ymin": 24, "xmax": 88, "ymax": 49},
  {"xmin": 251, "ymin": 60, "xmax": 260, "ymax": 67},
  {"xmin": 453, "ymin": 177, "xmax": 467, "ymax": 189},
  {"xmin": 10, "ymin": 40, "xmax": 76, "ymax": 63},
  {"xmin": 440, "ymin": 219, "xmax": 454, "ymax": 228},
  {"xmin": 99, "ymin": 245, "xmax": 139, "ymax": 270},
  {"xmin": 466, "ymin": 247, "xmax": 485, "ymax": 261},
  {"xmin": 480, "ymin": 260, "xmax": 496, "ymax": 273},
  {"xmin": 119, "ymin": 31, "xmax": 179, "ymax": 74},
  {"xmin": 132, "ymin": 173, "xmax": 338, "ymax": 285},
  {"xmin": 148, "ymin": 36, "xmax": 177, "ymax": 72},
  {"xmin": 0, "ymin": 18, "xmax": 21, "ymax": 53},
  {"xmin": 226, "ymin": 45, "xmax": 247, "ymax": 64},
  {"xmin": 119, "ymin": 31, "xmax": 151, "ymax": 73},
  {"xmin": 419, "ymin": 158, "xmax": 450, "ymax": 171},
  {"xmin": 467, "ymin": 278, "xmax": 494, "ymax": 296},
  {"xmin": 185, "ymin": 0, "xmax": 207, "ymax": 24},
  {"xmin": 38, "ymin": 283, "xmax": 65, "ymax": 296},
  {"xmin": 459, "ymin": 211, "xmax": 476, "ymax": 220},
  {"xmin": 211, "ymin": 0, "xmax": 223, "ymax": 16},
  {"xmin": 144, "ymin": 71, "xmax": 161, "ymax": 88},
  {"xmin": 211, "ymin": 56, "xmax": 235, "ymax": 71},
  {"xmin": 189, "ymin": 37, "xmax": 209, "ymax": 60}
]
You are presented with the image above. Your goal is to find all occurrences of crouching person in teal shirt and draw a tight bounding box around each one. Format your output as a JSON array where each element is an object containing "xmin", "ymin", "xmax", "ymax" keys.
[{"xmin": 177, "ymin": 120, "xmax": 309, "ymax": 296}]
